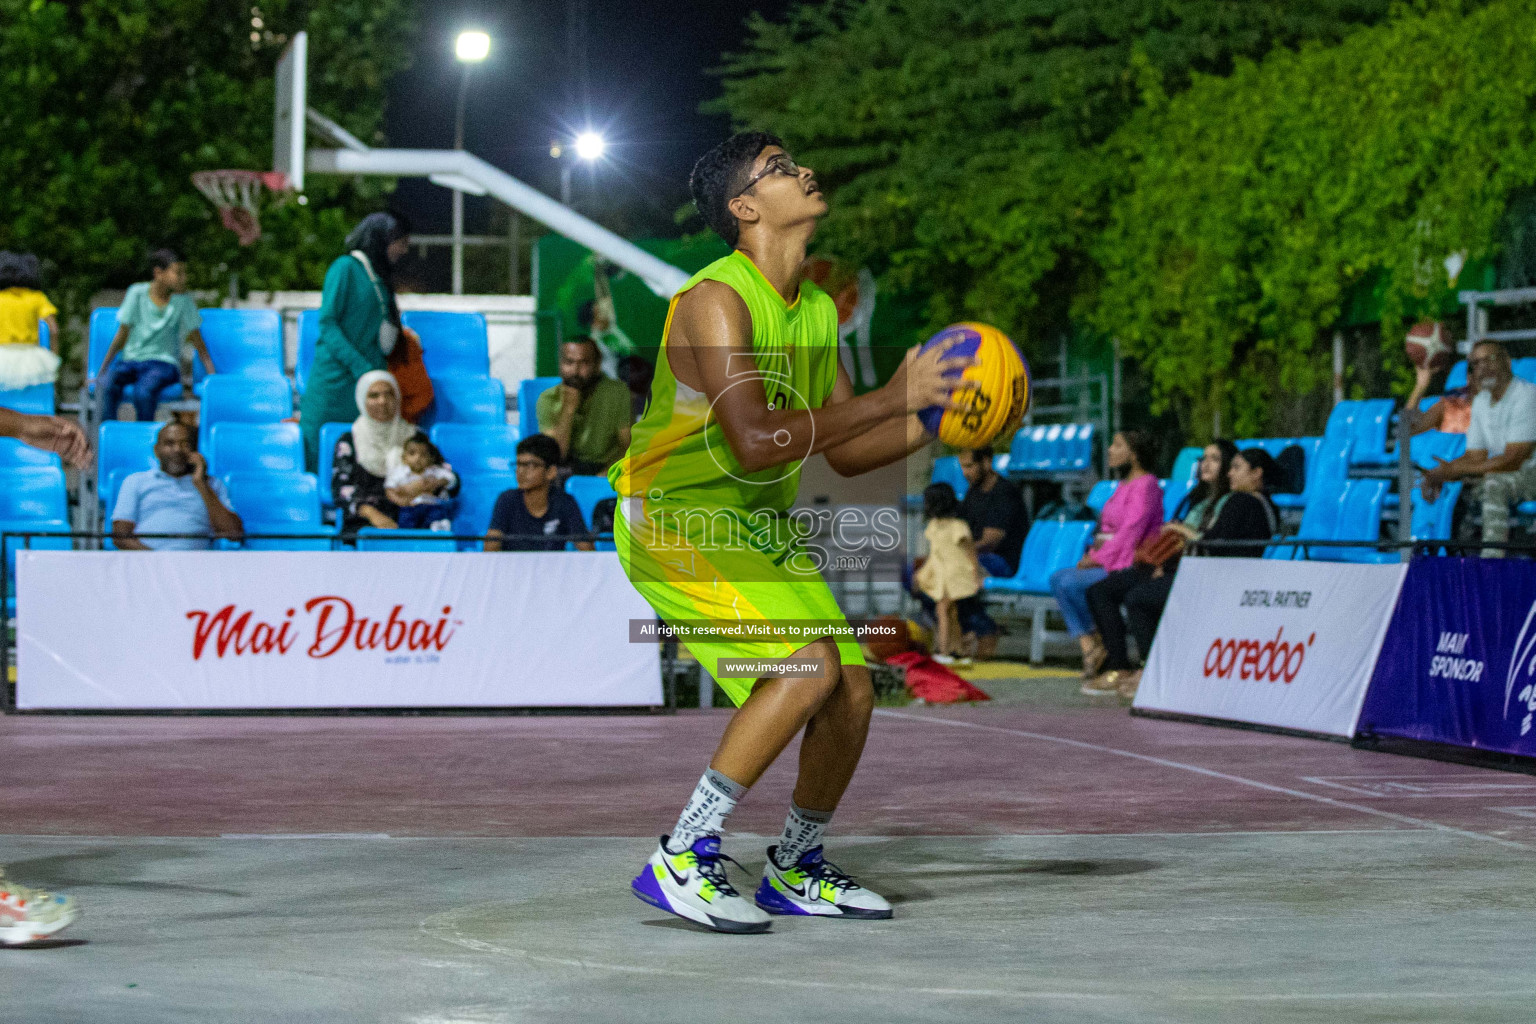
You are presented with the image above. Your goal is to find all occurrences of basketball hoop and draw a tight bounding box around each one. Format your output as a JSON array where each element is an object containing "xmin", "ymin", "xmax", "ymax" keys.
[{"xmin": 191, "ymin": 170, "xmax": 292, "ymax": 246}]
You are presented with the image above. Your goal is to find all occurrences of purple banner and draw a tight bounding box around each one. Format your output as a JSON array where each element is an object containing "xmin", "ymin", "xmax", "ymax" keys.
[{"xmin": 1358, "ymin": 558, "xmax": 1536, "ymax": 757}]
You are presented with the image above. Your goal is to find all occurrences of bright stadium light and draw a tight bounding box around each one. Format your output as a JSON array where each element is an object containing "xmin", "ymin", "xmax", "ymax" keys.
[
  {"xmin": 574, "ymin": 131, "xmax": 607, "ymax": 162},
  {"xmin": 455, "ymin": 30, "xmax": 490, "ymax": 63}
]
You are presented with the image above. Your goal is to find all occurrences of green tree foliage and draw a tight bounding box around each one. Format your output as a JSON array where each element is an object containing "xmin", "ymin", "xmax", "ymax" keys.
[
  {"xmin": 1090, "ymin": 0, "xmax": 1535, "ymax": 438},
  {"xmin": 0, "ymin": 0, "xmax": 415, "ymax": 361},
  {"xmin": 713, "ymin": 0, "xmax": 1391, "ymax": 349}
]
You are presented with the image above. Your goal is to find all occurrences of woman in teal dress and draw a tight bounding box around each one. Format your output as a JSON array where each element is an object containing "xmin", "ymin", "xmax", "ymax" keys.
[{"xmin": 300, "ymin": 212, "xmax": 411, "ymax": 470}]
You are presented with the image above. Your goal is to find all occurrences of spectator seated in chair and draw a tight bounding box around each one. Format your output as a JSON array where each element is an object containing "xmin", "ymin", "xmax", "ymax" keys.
[
  {"xmin": 1084, "ymin": 444, "xmax": 1280, "ymax": 700},
  {"xmin": 0, "ymin": 251, "xmax": 62, "ymax": 391},
  {"xmin": 112, "ymin": 421, "xmax": 243, "ymax": 551},
  {"xmin": 537, "ymin": 337, "xmax": 633, "ymax": 475},
  {"xmin": 384, "ymin": 435, "xmax": 458, "ymax": 531},
  {"xmin": 908, "ymin": 447, "xmax": 1028, "ymax": 661},
  {"xmin": 93, "ymin": 249, "xmax": 217, "ymax": 423},
  {"xmin": 1049, "ymin": 429, "xmax": 1164, "ymax": 680},
  {"xmin": 331, "ymin": 370, "xmax": 447, "ymax": 533},
  {"xmin": 1406, "ymin": 360, "xmax": 1471, "ymax": 436},
  {"xmin": 485, "ymin": 434, "xmax": 594, "ymax": 552},
  {"xmin": 1420, "ymin": 341, "xmax": 1536, "ymax": 557}
]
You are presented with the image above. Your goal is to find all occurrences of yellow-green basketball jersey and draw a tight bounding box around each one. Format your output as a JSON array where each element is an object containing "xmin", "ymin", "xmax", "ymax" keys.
[
  {"xmin": 608, "ymin": 251, "xmax": 864, "ymax": 706},
  {"xmin": 608, "ymin": 250, "xmax": 840, "ymax": 512}
]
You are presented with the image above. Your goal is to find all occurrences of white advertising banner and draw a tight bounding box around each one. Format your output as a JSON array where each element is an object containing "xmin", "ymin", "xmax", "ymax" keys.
[
  {"xmin": 1135, "ymin": 558, "xmax": 1408, "ymax": 737},
  {"xmin": 16, "ymin": 551, "xmax": 662, "ymax": 710}
]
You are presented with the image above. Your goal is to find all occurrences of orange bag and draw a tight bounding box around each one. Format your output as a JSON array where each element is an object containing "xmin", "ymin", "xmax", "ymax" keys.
[{"xmin": 388, "ymin": 326, "xmax": 434, "ymax": 423}]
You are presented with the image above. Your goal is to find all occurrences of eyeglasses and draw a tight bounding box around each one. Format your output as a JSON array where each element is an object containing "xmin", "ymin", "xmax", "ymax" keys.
[
  {"xmin": 515, "ymin": 458, "xmax": 549, "ymax": 472},
  {"xmin": 733, "ymin": 154, "xmax": 800, "ymax": 199}
]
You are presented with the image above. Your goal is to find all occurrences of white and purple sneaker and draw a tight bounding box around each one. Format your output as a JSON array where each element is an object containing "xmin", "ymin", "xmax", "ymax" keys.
[
  {"xmin": 631, "ymin": 835, "xmax": 772, "ymax": 934},
  {"xmin": 754, "ymin": 845, "xmax": 892, "ymax": 919}
]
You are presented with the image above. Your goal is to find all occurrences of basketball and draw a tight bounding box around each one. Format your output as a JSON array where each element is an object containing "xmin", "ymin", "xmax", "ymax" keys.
[
  {"xmin": 915, "ymin": 322, "xmax": 1031, "ymax": 448},
  {"xmin": 1406, "ymin": 319, "xmax": 1454, "ymax": 372}
]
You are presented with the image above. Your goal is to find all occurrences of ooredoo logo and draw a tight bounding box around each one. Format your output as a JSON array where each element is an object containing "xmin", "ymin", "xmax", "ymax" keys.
[
  {"xmin": 1203, "ymin": 628, "xmax": 1315, "ymax": 684},
  {"xmin": 185, "ymin": 596, "xmax": 459, "ymax": 660}
]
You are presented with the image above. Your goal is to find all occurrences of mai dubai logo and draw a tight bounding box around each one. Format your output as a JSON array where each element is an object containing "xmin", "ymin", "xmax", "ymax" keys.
[{"xmin": 1503, "ymin": 600, "xmax": 1536, "ymax": 736}]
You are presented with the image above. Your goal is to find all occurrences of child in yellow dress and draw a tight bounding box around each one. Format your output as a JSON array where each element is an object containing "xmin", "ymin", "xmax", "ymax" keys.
[
  {"xmin": 913, "ymin": 482, "xmax": 986, "ymax": 665},
  {"xmin": 0, "ymin": 252, "xmax": 62, "ymax": 391}
]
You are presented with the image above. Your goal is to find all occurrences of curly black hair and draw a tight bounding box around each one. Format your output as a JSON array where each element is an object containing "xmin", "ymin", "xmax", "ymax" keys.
[
  {"xmin": 689, "ymin": 131, "xmax": 785, "ymax": 246},
  {"xmin": 0, "ymin": 252, "xmax": 42, "ymax": 290}
]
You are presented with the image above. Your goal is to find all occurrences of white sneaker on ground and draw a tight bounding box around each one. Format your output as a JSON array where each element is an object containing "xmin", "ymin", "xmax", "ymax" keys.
[
  {"xmin": 755, "ymin": 845, "xmax": 893, "ymax": 919},
  {"xmin": 631, "ymin": 835, "xmax": 772, "ymax": 934},
  {"xmin": 0, "ymin": 867, "xmax": 77, "ymax": 946}
]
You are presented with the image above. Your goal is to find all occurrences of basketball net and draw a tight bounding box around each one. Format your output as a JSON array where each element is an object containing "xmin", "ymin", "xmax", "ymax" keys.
[{"xmin": 191, "ymin": 170, "xmax": 291, "ymax": 247}]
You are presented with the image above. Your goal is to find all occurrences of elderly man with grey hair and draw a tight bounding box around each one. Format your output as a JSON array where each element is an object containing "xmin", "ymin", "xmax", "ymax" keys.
[{"xmin": 1422, "ymin": 340, "xmax": 1536, "ymax": 556}]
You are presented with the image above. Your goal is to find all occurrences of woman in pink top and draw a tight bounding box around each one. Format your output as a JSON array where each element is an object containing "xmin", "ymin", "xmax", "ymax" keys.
[{"xmin": 1049, "ymin": 430, "xmax": 1164, "ymax": 677}]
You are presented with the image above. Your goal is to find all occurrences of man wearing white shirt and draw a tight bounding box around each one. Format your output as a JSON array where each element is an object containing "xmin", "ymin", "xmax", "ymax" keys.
[{"xmin": 1422, "ymin": 341, "xmax": 1536, "ymax": 556}]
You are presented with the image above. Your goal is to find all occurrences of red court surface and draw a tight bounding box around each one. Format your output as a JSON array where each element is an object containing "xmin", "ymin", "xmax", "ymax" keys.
[{"xmin": 5, "ymin": 703, "xmax": 1533, "ymax": 844}]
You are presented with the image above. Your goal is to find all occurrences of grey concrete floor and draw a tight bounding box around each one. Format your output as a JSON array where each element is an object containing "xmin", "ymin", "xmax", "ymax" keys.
[{"xmin": 5, "ymin": 829, "xmax": 1534, "ymax": 1024}]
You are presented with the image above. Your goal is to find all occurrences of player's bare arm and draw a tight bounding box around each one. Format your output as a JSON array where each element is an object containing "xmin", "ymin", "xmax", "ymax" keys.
[
  {"xmin": 666, "ymin": 280, "xmax": 969, "ymax": 474},
  {"xmin": 821, "ymin": 360, "xmax": 933, "ymax": 477}
]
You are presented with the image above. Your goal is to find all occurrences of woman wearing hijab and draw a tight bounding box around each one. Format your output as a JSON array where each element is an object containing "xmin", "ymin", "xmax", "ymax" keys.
[
  {"xmin": 330, "ymin": 371, "xmax": 455, "ymax": 532},
  {"xmin": 300, "ymin": 212, "xmax": 411, "ymax": 470}
]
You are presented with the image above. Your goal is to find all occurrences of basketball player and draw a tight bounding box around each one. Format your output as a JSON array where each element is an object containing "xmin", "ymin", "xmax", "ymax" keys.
[
  {"xmin": 0, "ymin": 406, "xmax": 87, "ymax": 945},
  {"xmin": 611, "ymin": 133, "xmax": 971, "ymax": 933}
]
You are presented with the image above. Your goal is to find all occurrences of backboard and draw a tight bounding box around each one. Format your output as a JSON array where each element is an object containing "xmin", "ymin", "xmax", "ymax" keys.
[{"xmin": 273, "ymin": 32, "xmax": 307, "ymax": 191}]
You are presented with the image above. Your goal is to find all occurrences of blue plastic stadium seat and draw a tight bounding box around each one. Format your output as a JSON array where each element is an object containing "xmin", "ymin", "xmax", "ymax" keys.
[
  {"xmin": 316, "ymin": 421, "xmax": 352, "ymax": 511},
  {"xmin": 192, "ymin": 309, "xmax": 284, "ymax": 393},
  {"xmin": 991, "ymin": 452, "xmax": 1010, "ymax": 476},
  {"xmin": 1047, "ymin": 520, "xmax": 1096, "ymax": 572},
  {"xmin": 1039, "ymin": 424, "xmax": 1065, "ymax": 471},
  {"xmin": 431, "ymin": 423, "xmax": 519, "ymax": 476},
  {"xmin": 1288, "ymin": 477, "xmax": 1387, "ymax": 562},
  {"xmin": 1162, "ymin": 477, "xmax": 1194, "ymax": 522},
  {"xmin": 1273, "ymin": 436, "xmax": 1336, "ymax": 511},
  {"xmin": 431, "ymin": 375, "xmax": 506, "ymax": 425},
  {"xmin": 0, "ymin": 466, "xmax": 67, "ymax": 521},
  {"xmin": 517, "ymin": 376, "xmax": 561, "ymax": 439},
  {"xmin": 565, "ymin": 474, "xmax": 618, "ymax": 531},
  {"xmin": 0, "ymin": 438, "xmax": 60, "ymax": 469},
  {"xmin": 1085, "ymin": 479, "xmax": 1118, "ymax": 515},
  {"xmin": 37, "ymin": 320, "xmax": 49, "ymax": 350},
  {"xmin": 1409, "ymin": 430, "xmax": 1467, "ymax": 471},
  {"xmin": 452, "ymin": 472, "xmax": 517, "ymax": 549},
  {"xmin": 222, "ymin": 471, "xmax": 329, "ymax": 551},
  {"xmin": 1070, "ymin": 423, "xmax": 1095, "ymax": 471},
  {"xmin": 208, "ymin": 422, "xmax": 304, "ymax": 477},
  {"xmin": 401, "ymin": 311, "xmax": 490, "ymax": 379},
  {"xmin": 1345, "ymin": 399, "xmax": 1396, "ymax": 467},
  {"xmin": 1170, "ymin": 446, "xmax": 1203, "ymax": 484},
  {"xmin": 354, "ymin": 527, "xmax": 458, "ymax": 552},
  {"xmin": 1007, "ymin": 427, "xmax": 1036, "ymax": 474},
  {"xmin": 1446, "ymin": 360, "xmax": 1468, "ymax": 390},
  {"xmin": 97, "ymin": 421, "xmax": 163, "ymax": 512},
  {"xmin": 930, "ymin": 456, "xmax": 968, "ymax": 500},
  {"xmin": 296, "ymin": 309, "xmax": 320, "ymax": 395},
  {"xmin": 1516, "ymin": 358, "xmax": 1536, "ymax": 385},
  {"xmin": 0, "ymin": 384, "xmax": 55, "ymax": 415},
  {"xmin": 984, "ymin": 520, "xmax": 1061, "ymax": 595},
  {"xmin": 197, "ymin": 375, "xmax": 294, "ymax": 451},
  {"xmin": 87, "ymin": 307, "xmax": 183, "ymax": 405}
]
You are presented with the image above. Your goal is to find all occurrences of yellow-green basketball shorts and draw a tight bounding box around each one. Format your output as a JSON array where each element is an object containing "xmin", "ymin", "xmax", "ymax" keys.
[{"xmin": 614, "ymin": 500, "xmax": 865, "ymax": 707}]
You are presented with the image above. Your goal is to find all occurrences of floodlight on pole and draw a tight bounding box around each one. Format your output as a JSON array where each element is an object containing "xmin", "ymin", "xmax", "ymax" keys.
[
  {"xmin": 574, "ymin": 131, "xmax": 606, "ymax": 162},
  {"xmin": 455, "ymin": 31, "xmax": 490, "ymax": 63},
  {"xmin": 450, "ymin": 30, "xmax": 491, "ymax": 295}
]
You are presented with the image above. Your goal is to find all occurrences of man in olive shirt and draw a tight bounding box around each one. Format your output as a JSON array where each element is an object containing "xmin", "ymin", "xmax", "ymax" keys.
[{"xmin": 537, "ymin": 337, "xmax": 632, "ymax": 474}]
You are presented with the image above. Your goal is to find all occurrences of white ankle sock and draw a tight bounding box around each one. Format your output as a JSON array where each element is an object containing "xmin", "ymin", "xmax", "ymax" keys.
[
  {"xmin": 669, "ymin": 768, "xmax": 748, "ymax": 851},
  {"xmin": 774, "ymin": 802, "xmax": 834, "ymax": 866}
]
